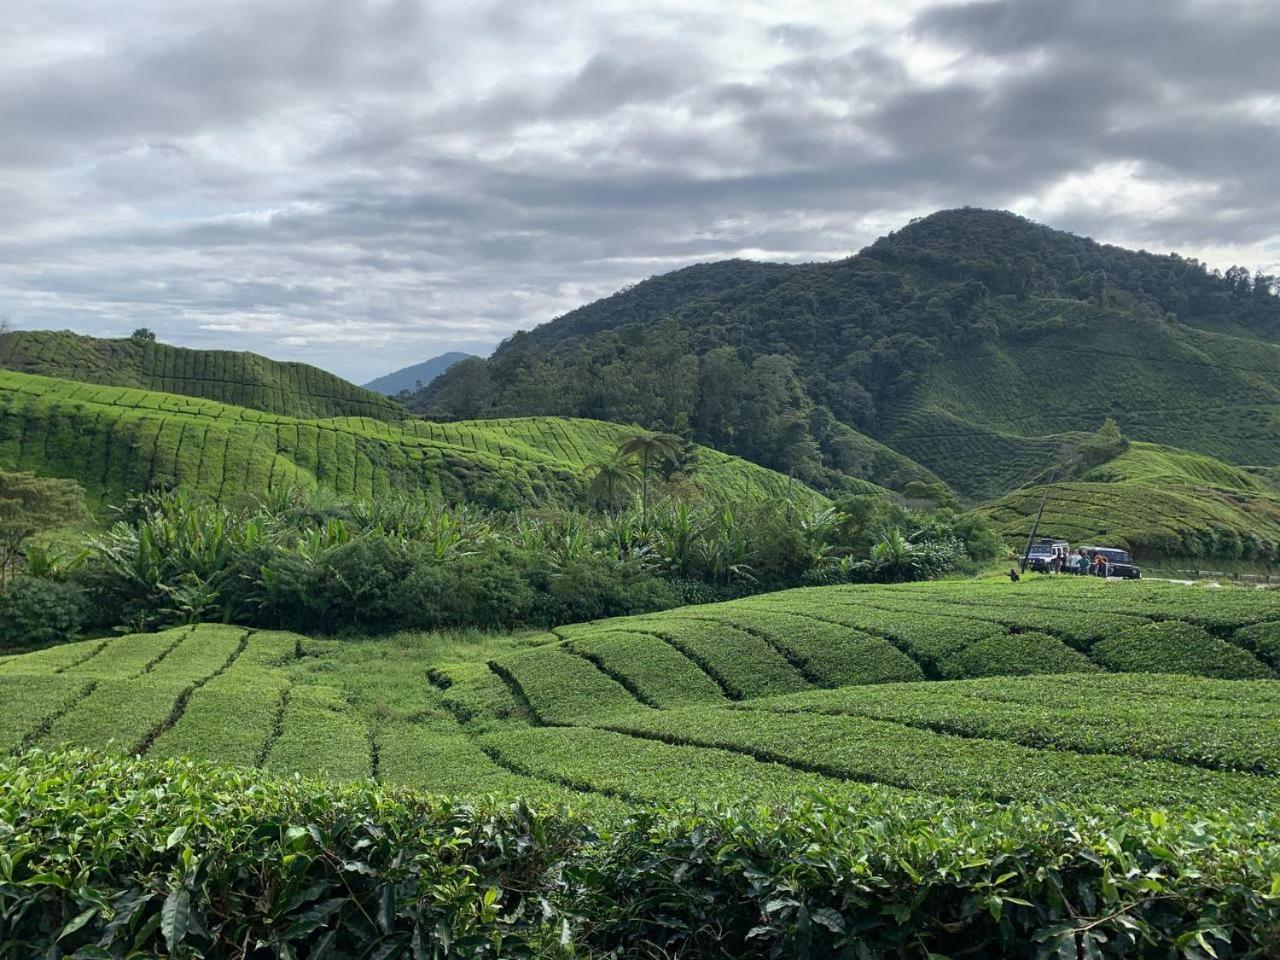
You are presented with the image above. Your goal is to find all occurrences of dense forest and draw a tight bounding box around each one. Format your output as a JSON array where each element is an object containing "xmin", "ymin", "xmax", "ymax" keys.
[{"xmin": 414, "ymin": 209, "xmax": 1280, "ymax": 499}]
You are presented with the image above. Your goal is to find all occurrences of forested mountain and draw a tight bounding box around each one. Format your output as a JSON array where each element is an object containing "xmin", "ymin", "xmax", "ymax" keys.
[
  {"xmin": 362, "ymin": 351, "xmax": 474, "ymax": 396},
  {"xmin": 414, "ymin": 209, "xmax": 1280, "ymax": 501},
  {"xmin": 0, "ymin": 329, "xmax": 404, "ymax": 422}
]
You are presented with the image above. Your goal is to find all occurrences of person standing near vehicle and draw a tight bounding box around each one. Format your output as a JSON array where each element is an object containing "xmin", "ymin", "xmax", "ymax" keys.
[
  {"xmin": 1074, "ymin": 548, "xmax": 1090, "ymax": 575},
  {"xmin": 1092, "ymin": 552, "xmax": 1109, "ymax": 578}
]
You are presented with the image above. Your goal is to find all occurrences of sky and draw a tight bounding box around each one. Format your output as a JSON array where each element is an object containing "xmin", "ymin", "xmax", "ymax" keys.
[{"xmin": 2, "ymin": 0, "xmax": 1278, "ymax": 383}]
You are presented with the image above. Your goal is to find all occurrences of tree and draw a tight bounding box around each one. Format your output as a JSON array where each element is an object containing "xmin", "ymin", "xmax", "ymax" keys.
[
  {"xmin": 1080, "ymin": 418, "xmax": 1129, "ymax": 468},
  {"xmin": 130, "ymin": 328, "xmax": 157, "ymax": 343},
  {"xmin": 587, "ymin": 459, "xmax": 638, "ymax": 513},
  {"xmin": 616, "ymin": 432, "xmax": 682, "ymax": 528},
  {"xmin": 0, "ymin": 470, "xmax": 86, "ymax": 590}
]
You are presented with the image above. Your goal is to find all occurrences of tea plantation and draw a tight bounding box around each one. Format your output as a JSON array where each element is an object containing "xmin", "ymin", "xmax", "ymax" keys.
[
  {"xmin": 983, "ymin": 441, "xmax": 1280, "ymax": 562},
  {"xmin": 0, "ymin": 369, "xmax": 824, "ymax": 509},
  {"xmin": 0, "ymin": 329, "xmax": 406, "ymax": 421},
  {"xmin": 6, "ymin": 578, "xmax": 1280, "ymax": 954},
  {"xmin": 4, "ymin": 578, "xmax": 1280, "ymax": 809}
]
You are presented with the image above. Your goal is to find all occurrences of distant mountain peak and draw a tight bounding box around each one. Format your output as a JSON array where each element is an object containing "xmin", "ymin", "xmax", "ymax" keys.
[{"xmin": 362, "ymin": 352, "xmax": 474, "ymax": 396}]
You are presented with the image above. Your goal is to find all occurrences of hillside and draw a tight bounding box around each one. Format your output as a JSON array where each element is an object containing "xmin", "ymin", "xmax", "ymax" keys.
[
  {"xmin": 983, "ymin": 442, "xmax": 1280, "ymax": 563},
  {"xmin": 362, "ymin": 351, "xmax": 474, "ymax": 395},
  {"xmin": 414, "ymin": 208, "xmax": 1280, "ymax": 502},
  {"xmin": 0, "ymin": 329, "xmax": 404, "ymax": 422},
  {"xmin": 3, "ymin": 578, "xmax": 1279, "ymax": 809},
  {"xmin": 0, "ymin": 369, "xmax": 826, "ymax": 510}
]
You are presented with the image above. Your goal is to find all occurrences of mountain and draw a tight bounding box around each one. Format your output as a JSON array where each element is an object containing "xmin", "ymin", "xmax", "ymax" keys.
[
  {"xmin": 413, "ymin": 208, "xmax": 1280, "ymax": 505},
  {"xmin": 0, "ymin": 330, "xmax": 404, "ymax": 422},
  {"xmin": 362, "ymin": 352, "xmax": 474, "ymax": 396},
  {"xmin": 0, "ymin": 368, "xmax": 827, "ymax": 510}
]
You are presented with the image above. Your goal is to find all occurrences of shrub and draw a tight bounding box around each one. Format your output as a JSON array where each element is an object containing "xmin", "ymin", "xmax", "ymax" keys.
[
  {"xmin": 1091, "ymin": 621, "xmax": 1275, "ymax": 680},
  {"xmin": 529, "ymin": 556, "xmax": 679, "ymax": 626},
  {"xmin": 0, "ymin": 576, "xmax": 86, "ymax": 650},
  {"xmin": 1233, "ymin": 620, "xmax": 1280, "ymax": 670},
  {"xmin": 9, "ymin": 751, "xmax": 1280, "ymax": 959},
  {"xmin": 937, "ymin": 631, "xmax": 1099, "ymax": 679}
]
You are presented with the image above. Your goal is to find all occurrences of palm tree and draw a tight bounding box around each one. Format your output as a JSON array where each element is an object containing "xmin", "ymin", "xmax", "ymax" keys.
[
  {"xmin": 616, "ymin": 432, "xmax": 682, "ymax": 528},
  {"xmin": 587, "ymin": 459, "xmax": 638, "ymax": 513}
]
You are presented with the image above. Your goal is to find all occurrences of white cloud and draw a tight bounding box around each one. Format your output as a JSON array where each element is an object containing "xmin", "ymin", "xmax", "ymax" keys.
[{"xmin": 1, "ymin": 0, "xmax": 1277, "ymax": 382}]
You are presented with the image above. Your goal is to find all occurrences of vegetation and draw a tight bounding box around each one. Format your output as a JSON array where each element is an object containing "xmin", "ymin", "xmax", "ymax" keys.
[
  {"xmin": 983, "ymin": 441, "xmax": 1280, "ymax": 562},
  {"xmin": 0, "ymin": 328, "xmax": 404, "ymax": 421},
  {"xmin": 0, "ymin": 368, "xmax": 824, "ymax": 511},
  {"xmin": 0, "ymin": 468, "xmax": 85, "ymax": 589},
  {"xmin": 7, "ymin": 751, "xmax": 1280, "ymax": 958},
  {"xmin": 0, "ymin": 485, "xmax": 994, "ymax": 641},
  {"xmin": 413, "ymin": 208, "xmax": 1280, "ymax": 502},
  {"xmin": 2, "ymin": 579, "xmax": 1278, "ymax": 808}
]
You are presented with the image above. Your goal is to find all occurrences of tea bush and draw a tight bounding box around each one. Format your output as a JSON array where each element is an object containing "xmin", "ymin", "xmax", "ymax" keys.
[{"xmin": 7, "ymin": 751, "xmax": 1280, "ymax": 959}]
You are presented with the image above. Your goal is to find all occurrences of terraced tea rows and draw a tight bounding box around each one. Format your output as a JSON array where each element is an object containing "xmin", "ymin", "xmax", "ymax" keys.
[
  {"xmin": 0, "ymin": 369, "xmax": 823, "ymax": 509},
  {"xmin": 0, "ymin": 329, "xmax": 405, "ymax": 421},
  {"xmin": 981, "ymin": 442, "xmax": 1280, "ymax": 561},
  {"xmin": 4, "ymin": 579, "xmax": 1279, "ymax": 813}
]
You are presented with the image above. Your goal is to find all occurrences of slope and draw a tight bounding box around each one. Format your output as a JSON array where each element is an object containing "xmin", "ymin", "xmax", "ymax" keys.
[
  {"xmin": 981, "ymin": 442, "xmax": 1280, "ymax": 562},
  {"xmin": 362, "ymin": 351, "xmax": 474, "ymax": 395},
  {"xmin": 3, "ymin": 578, "xmax": 1279, "ymax": 812},
  {"xmin": 415, "ymin": 208, "xmax": 1280, "ymax": 502},
  {"xmin": 0, "ymin": 369, "xmax": 828, "ymax": 510},
  {"xmin": 0, "ymin": 329, "xmax": 404, "ymax": 422}
]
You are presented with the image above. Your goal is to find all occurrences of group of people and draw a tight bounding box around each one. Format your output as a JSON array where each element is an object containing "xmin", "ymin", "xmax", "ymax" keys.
[{"xmin": 1048, "ymin": 549, "xmax": 1110, "ymax": 576}]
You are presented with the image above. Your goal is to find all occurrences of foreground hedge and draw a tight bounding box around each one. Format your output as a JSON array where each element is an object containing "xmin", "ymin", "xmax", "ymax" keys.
[{"xmin": 2, "ymin": 752, "xmax": 1280, "ymax": 958}]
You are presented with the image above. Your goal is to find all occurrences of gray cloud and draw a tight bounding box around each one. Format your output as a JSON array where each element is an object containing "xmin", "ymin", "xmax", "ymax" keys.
[{"xmin": 1, "ymin": 0, "xmax": 1277, "ymax": 382}]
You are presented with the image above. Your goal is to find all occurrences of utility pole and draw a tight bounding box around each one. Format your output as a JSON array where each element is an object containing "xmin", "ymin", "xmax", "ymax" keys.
[{"xmin": 1020, "ymin": 470, "xmax": 1055, "ymax": 574}]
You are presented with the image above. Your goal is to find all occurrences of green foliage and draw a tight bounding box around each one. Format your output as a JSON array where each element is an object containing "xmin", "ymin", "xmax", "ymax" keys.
[
  {"xmin": 414, "ymin": 208, "xmax": 1280, "ymax": 502},
  {"xmin": 0, "ymin": 368, "xmax": 823, "ymax": 513},
  {"xmin": 1091, "ymin": 621, "xmax": 1275, "ymax": 680},
  {"xmin": 1078, "ymin": 417, "xmax": 1130, "ymax": 468},
  {"xmin": 0, "ymin": 328, "xmax": 403, "ymax": 420},
  {"xmin": 1234, "ymin": 621, "xmax": 1280, "ymax": 669},
  {"xmin": 0, "ymin": 468, "xmax": 85, "ymax": 589},
  {"xmin": 7, "ymin": 750, "xmax": 1280, "ymax": 958},
  {"xmin": 0, "ymin": 576, "xmax": 86, "ymax": 650},
  {"xmin": 936, "ymin": 631, "xmax": 1099, "ymax": 679},
  {"xmin": 983, "ymin": 441, "xmax": 1280, "ymax": 562}
]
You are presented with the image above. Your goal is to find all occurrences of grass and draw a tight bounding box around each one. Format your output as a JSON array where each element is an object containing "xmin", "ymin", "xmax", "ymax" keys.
[
  {"xmin": 0, "ymin": 368, "xmax": 827, "ymax": 510},
  {"xmin": 2, "ymin": 577, "xmax": 1279, "ymax": 813}
]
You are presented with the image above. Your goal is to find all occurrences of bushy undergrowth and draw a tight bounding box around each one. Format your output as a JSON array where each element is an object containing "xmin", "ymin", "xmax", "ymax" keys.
[
  {"xmin": 11, "ymin": 487, "xmax": 996, "ymax": 642},
  {"xmin": 4, "ymin": 750, "xmax": 1280, "ymax": 959},
  {"xmin": 0, "ymin": 576, "xmax": 85, "ymax": 649}
]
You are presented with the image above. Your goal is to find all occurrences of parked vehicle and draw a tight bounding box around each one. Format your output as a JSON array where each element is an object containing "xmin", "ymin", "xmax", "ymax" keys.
[
  {"xmin": 1080, "ymin": 546, "xmax": 1142, "ymax": 580},
  {"xmin": 1025, "ymin": 538, "xmax": 1071, "ymax": 573}
]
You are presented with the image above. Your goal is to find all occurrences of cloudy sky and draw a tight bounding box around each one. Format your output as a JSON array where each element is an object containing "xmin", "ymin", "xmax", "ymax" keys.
[{"xmin": 3, "ymin": 0, "xmax": 1278, "ymax": 382}]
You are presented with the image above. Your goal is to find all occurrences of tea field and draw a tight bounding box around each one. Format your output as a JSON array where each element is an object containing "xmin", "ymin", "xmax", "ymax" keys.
[
  {"xmin": 0, "ymin": 329, "xmax": 405, "ymax": 421},
  {"xmin": 0, "ymin": 368, "xmax": 824, "ymax": 509},
  {"xmin": 983, "ymin": 441, "xmax": 1280, "ymax": 562},
  {"xmin": 5, "ymin": 577, "xmax": 1280, "ymax": 813}
]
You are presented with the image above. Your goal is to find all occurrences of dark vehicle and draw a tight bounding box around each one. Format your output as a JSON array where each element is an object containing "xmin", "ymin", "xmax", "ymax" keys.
[
  {"xmin": 1081, "ymin": 546, "xmax": 1142, "ymax": 580},
  {"xmin": 1025, "ymin": 539, "xmax": 1070, "ymax": 573}
]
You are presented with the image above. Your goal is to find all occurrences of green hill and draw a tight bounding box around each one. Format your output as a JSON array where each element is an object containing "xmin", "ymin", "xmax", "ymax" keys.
[
  {"xmin": 982, "ymin": 442, "xmax": 1280, "ymax": 562},
  {"xmin": 414, "ymin": 208, "xmax": 1280, "ymax": 502},
  {"xmin": 0, "ymin": 368, "xmax": 827, "ymax": 510},
  {"xmin": 0, "ymin": 329, "xmax": 404, "ymax": 422},
  {"xmin": 3, "ymin": 578, "xmax": 1278, "ymax": 809}
]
